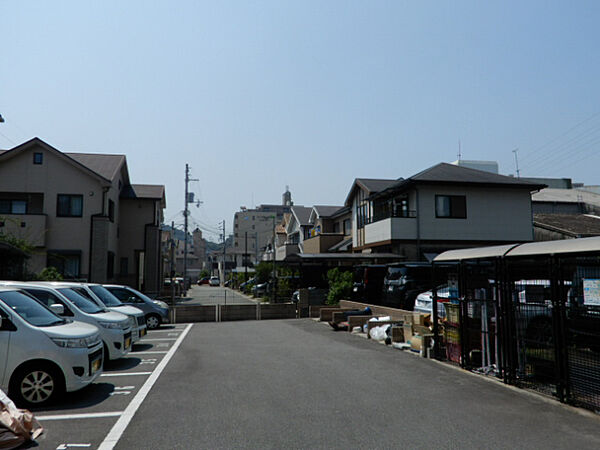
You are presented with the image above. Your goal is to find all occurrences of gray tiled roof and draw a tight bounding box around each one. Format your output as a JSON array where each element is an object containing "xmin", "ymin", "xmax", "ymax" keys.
[
  {"xmin": 313, "ymin": 205, "xmax": 344, "ymax": 218},
  {"xmin": 66, "ymin": 153, "xmax": 126, "ymax": 181},
  {"xmin": 408, "ymin": 163, "xmax": 544, "ymax": 186},
  {"xmin": 534, "ymin": 213, "xmax": 600, "ymax": 237},
  {"xmin": 355, "ymin": 178, "xmax": 398, "ymax": 194},
  {"xmin": 291, "ymin": 206, "xmax": 313, "ymax": 226}
]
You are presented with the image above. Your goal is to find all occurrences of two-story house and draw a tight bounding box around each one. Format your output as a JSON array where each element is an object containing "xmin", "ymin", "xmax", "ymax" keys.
[
  {"xmin": 302, "ymin": 205, "xmax": 348, "ymax": 254},
  {"xmin": 285, "ymin": 206, "xmax": 313, "ymax": 254},
  {"xmin": 354, "ymin": 163, "xmax": 545, "ymax": 260},
  {"xmin": 0, "ymin": 137, "xmax": 165, "ymax": 293}
]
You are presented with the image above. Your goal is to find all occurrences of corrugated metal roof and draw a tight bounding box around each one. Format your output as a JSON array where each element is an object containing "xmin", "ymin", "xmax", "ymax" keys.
[{"xmin": 434, "ymin": 244, "xmax": 520, "ymax": 262}]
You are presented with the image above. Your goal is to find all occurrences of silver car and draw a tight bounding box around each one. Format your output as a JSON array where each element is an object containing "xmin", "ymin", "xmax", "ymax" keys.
[{"xmin": 103, "ymin": 285, "xmax": 170, "ymax": 330}]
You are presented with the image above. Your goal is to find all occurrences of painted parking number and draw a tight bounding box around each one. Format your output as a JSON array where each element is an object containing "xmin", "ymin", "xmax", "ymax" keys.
[
  {"xmin": 57, "ymin": 444, "xmax": 91, "ymax": 449},
  {"xmin": 110, "ymin": 386, "xmax": 134, "ymax": 396}
]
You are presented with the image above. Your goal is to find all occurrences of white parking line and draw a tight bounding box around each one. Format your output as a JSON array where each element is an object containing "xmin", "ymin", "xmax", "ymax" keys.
[
  {"xmin": 38, "ymin": 411, "xmax": 123, "ymax": 421},
  {"xmin": 128, "ymin": 351, "xmax": 168, "ymax": 355},
  {"xmin": 147, "ymin": 330, "xmax": 181, "ymax": 333},
  {"xmin": 140, "ymin": 338, "xmax": 178, "ymax": 341},
  {"xmin": 100, "ymin": 372, "xmax": 152, "ymax": 377},
  {"xmin": 99, "ymin": 323, "xmax": 193, "ymax": 450}
]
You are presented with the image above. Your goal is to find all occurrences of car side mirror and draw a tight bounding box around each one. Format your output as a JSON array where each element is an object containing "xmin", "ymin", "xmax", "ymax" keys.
[{"xmin": 50, "ymin": 303, "xmax": 65, "ymax": 315}]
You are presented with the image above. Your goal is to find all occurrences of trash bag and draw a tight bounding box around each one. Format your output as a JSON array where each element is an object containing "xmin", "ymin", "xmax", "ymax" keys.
[
  {"xmin": 0, "ymin": 390, "xmax": 43, "ymax": 449},
  {"xmin": 369, "ymin": 324, "xmax": 391, "ymax": 341}
]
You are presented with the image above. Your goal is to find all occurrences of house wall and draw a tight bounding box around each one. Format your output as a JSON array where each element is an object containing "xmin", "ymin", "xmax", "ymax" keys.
[
  {"xmin": 416, "ymin": 186, "xmax": 533, "ymax": 241},
  {"xmin": 0, "ymin": 145, "xmax": 105, "ymax": 278},
  {"xmin": 119, "ymin": 198, "xmax": 155, "ymax": 287}
]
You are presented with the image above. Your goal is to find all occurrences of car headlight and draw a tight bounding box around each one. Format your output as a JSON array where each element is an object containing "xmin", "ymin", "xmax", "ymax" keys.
[
  {"xmin": 51, "ymin": 333, "xmax": 100, "ymax": 348},
  {"xmin": 129, "ymin": 316, "xmax": 136, "ymax": 327},
  {"xmin": 154, "ymin": 300, "xmax": 169, "ymax": 308},
  {"xmin": 98, "ymin": 320, "xmax": 123, "ymax": 329}
]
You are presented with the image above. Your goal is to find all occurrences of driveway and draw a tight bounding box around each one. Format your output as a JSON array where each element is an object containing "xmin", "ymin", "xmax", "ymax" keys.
[{"xmin": 115, "ymin": 319, "xmax": 600, "ymax": 449}]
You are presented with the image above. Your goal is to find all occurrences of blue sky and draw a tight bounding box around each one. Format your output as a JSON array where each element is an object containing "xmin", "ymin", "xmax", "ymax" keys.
[{"xmin": 2, "ymin": 1, "xmax": 600, "ymax": 241}]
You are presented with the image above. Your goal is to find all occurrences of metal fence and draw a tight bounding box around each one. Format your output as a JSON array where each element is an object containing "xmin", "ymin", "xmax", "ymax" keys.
[{"xmin": 435, "ymin": 253, "xmax": 600, "ymax": 413}]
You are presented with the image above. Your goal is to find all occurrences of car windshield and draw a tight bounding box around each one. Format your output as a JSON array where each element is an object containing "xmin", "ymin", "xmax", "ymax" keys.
[
  {"xmin": 57, "ymin": 288, "xmax": 105, "ymax": 314},
  {"xmin": 123, "ymin": 287, "xmax": 153, "ymax": 303},
  {"xmin": 89, "ymin": 285, "xmax": 123, "ymax": 307},
  {"xmin": 0, "ymin": 290, "xmax": 65, "ymax": 327},
  {"xmin": 386, "ymin": 268, "xmax": 406, "ymax": 280}
]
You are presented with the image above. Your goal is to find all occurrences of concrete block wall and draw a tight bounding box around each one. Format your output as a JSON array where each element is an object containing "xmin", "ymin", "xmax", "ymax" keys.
[{"xmin": 174, "ymin": 305, "xmax": 217, "ymax": 322}]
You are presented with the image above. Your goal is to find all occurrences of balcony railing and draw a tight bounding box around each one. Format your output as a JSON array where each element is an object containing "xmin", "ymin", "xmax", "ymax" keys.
[{"xmin": 368, "ymin": 209, "xmax": 417, "ymax": 225}]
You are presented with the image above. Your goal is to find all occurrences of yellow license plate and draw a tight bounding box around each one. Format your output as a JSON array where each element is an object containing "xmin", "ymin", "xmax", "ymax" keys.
[
  {"xmin": 91, "ymin": 358, "xmax": 102, "ymax": 374},
  {"xmin": 140, "ymin": 328, "xmax": 147, "ymax": 337},
  {"xmin": 125, "ymin": 337, "xmax": 131, "ymax": 349}
]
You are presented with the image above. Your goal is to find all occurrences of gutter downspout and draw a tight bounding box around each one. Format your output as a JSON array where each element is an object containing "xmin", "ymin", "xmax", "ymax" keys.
[
  {"xmin": 88, "ymin": 186, "xmax": 109, "ymax": 282},
  {"xmin": 415, "ymin": 187, "xmax": 421, "ymax": 259}
]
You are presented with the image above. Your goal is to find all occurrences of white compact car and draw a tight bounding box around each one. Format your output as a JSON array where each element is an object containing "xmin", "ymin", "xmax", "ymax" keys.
[
  {"xmin": 209, "ymin": 276, "xmax": 220, "ymax": 287},
  {"xmin": 36, "ymin": 282, "xmax": 147, "ymax": 342},
  {"xmin": 0, "ymin": 287, "xmax": 103, "ymax": 406},
  {"xmin": 1, "ymin": 282, "xmax": 132, "ymax": 362}
]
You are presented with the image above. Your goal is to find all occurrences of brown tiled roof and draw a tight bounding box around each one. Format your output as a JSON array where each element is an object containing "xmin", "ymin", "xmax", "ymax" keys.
[
  {"xmin": 66, "ymin": 153, "xmax": 126, "ymax": 181},
  {"xmin": 534, "ymin": 214, "xmax": 600, "ymax": 237},
  {"xmin": 121, "ymin": 184, "xmax": 165, "ymax": 200}
]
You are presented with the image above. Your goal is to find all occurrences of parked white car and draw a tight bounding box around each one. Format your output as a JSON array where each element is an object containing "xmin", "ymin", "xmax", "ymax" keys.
[
  {"xmin": 35, "ymin": 282, "xmax": 147, "ymax": 342},
  {"xmin": 209, "ymin": 276, "xmax": 220, "ymax": 287},
  {"xmin": 0, "ymin": 287, "xmax": 103, "ymax": 406},
  {"xmin": 413, "ymin": 285, "xmax": 451, "ymax": 318},
  {"xmin": 0, "ymin": 282, "xmax": 132, "ymax": 362}
]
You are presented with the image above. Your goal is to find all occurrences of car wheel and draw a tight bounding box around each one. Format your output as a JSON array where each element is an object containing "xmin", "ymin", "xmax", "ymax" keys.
[
  {"xmin": 146, "ymin": 314, "xmax": 161, "ymax": 330},
  {"xmin": 11, "ymin": 363, "xmax": 64, "ymax": 407}
]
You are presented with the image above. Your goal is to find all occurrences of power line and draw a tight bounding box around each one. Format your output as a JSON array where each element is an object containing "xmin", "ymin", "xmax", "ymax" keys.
[{"xmin": 519, "ymin": 110, "xmax": 600, "ymax": 165}]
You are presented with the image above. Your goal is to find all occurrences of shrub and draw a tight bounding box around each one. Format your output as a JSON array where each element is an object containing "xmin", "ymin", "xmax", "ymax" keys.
[
  {"xmin": 37, "ymin": 266, "xmax": 64, "ymax": 281},
  {"xmin": 326, "ymin": 268, "xmax": 353, "ymax": 305}
]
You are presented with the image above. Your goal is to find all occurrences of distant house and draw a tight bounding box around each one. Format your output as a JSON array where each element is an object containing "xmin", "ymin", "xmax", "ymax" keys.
[
  {"xmin": 343, "ymin": 177, "xmax": 398, "ymax": 250},
  {"xmin": 354, "ymin": 163, "xmax": 545, "ymax": 260},
  {"xmin": 0, "ymin": 138, "xmax": 165, "ymax": 293},
  {"xmin": 285, "ymin": 206, "xmax": 313, "ymax": 254},
  {"xmin": 303, "ymin": 205, "xmax": 347, "ymax": 254}
]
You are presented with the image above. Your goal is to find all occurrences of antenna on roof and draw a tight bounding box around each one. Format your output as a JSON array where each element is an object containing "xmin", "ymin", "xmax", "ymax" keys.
[
  {"xmin": 457, "ymin": 139, "xmax": 461, "ymax": 162},
  {"xmin": 512, "ymin": 148, "xmax": 520, "ymax": 178}
]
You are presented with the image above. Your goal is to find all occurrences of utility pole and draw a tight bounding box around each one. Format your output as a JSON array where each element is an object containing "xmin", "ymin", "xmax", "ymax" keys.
[
  {"xmin": 271, "ymin": 215, "xmax": 276, "ymax": 303},
  {"xmin": 244, "ymin": 231, "xmax": 248, "ymax": 282},
  {"xmin": 222, "ymin": 219, "xmax": 226, "ymax": 286},
  {"xmin": 512, "ymin": 148, "xmax": 520, "ymax": 178},
  {"xmin": 183, "ymin": 164, "xmax": 198, "ymax": 296},
  {"xmin": 170, "ymin": 221, "xmax": 176, "ymax": 323}
]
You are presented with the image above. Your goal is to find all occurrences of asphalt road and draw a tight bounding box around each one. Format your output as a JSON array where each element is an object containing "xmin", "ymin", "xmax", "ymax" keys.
[
  {"xmin": 115, "ymin": 319, "xmax": 600, "ymax": 450},
  {"xmin": 183, "ymin": 285, "xmax": 257, "ymax": 305}
]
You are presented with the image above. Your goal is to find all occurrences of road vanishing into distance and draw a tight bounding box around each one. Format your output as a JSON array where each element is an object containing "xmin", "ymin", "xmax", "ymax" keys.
[
  {"xmin": 36, "ymin": 316, "xmax": 600, "ymax": 449},
  {"xmin": 182, "ymin": 284, "xmax": 257, "ymax": 305}
]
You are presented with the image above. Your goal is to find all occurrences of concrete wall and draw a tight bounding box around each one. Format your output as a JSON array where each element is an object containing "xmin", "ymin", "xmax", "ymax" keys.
[{"xmin": 172, "ymin": 303, "xmax": 296, "ymax": 322}]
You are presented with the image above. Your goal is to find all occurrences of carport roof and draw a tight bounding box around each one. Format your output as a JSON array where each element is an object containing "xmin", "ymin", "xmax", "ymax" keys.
[
  {"xmin": 434, "ymin": 236, "xmax": 600, "ymax": 262},
  {"xmin": 506, "ymin": 236, "xmax": 600, "ymax": 258},
  {"xmin": 434, "ymin": 244, "xmax": 520, "ymax": 262}
]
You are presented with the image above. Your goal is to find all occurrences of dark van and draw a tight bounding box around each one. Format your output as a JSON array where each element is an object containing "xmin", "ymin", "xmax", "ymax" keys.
[{"xmin": 352, "ymin": 265, "xmax": 387, "ymax": 305}]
